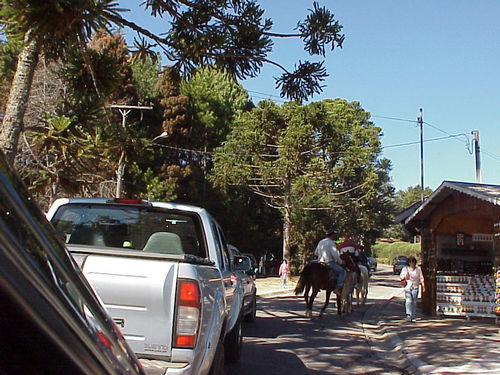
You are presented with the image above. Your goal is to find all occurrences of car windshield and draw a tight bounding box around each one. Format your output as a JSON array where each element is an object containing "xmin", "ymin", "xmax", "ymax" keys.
[{"xmin": 51, "ymin": 203, "xmax": 206, "ymax": 258}]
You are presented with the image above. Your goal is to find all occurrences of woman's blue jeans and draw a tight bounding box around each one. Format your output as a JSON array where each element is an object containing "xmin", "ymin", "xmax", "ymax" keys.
[{"xmin": 404, "ymin": 286, "xmax": 419, "ymax": 318}]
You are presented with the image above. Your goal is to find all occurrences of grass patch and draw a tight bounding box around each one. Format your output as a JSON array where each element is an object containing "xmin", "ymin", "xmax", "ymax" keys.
[{"xmin": 372, "ymin": 241, "xmax": 421, "ymax": 265}]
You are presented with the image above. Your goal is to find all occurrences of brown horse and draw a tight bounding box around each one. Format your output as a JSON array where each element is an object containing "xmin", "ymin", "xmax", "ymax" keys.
[{"xmin": 294, "ymin": 262, "xmax": 356, "ymax": 318}]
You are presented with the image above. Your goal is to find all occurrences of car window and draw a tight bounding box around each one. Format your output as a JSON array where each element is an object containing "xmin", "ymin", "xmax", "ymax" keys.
[
  {"xmin": 211, "ymin": 221, "xmax": 230, "ymax": 271},
  {"xmin": 51, "ymin": 204, "xmax": 206, "ymax": 258},
  {"xmin": 218, "ymin": 227, "xmax": 231, "ymax": 270}
]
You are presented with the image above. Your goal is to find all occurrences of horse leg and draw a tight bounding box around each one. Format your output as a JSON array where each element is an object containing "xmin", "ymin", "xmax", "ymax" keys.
[
  {"xmin": 304, "ymin": 284, "xmax": 312, "ymax": 317},
  {"xmin": 307, "ymin": 288, "xmax": 319, "ymax": 319},
  {"xmin": 336, "ymin": 293, "xmax": 342, "ymax": 316},
  {"xmin": 304, "ymin": 284, "xmax": 310, "ymax": 306},
  {"xmin": 348, "ymin": 290, "xmax": 354, "ymax": 313},
  {"xmin": 319, "ymin": 290, "xmax": 331, "ymax": 319}
]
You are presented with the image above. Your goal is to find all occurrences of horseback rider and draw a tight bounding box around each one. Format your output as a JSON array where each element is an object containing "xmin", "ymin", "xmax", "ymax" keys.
[
  {"xmin": 314, "ymin": 228, "xmax": 345, "ymax": 294},
  {"xmin": 357, "ymin": 244, "xmax": 371, "ymax": 277},
  {"xmin": 338, "ymin": 234, "xmax": 361, "ymax": 283}
]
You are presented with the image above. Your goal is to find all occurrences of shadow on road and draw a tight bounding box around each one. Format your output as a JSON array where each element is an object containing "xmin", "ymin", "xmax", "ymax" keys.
[{"xmin": 225, "ymin": 295, "xmax": 399, "ymax": 375}]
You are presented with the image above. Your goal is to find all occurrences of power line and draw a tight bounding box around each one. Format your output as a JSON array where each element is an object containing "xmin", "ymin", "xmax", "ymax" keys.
[
  {"xmin": 482, "ymin": 149, "xmax": 500, "ymax": 163},
  {"xmin": 247, "ymin": 90, "xmax": 287, "ymax": 103},
  {"xmin": 247, "ymin": 90, "xmax": 283, "ymax": 100},
  {"xmin": 371, "ymin": 114, "xmax": 416, "ymax": 123},
  {"xmin": 382, "ymin": 134, "xmax": 467, "ymax": 149},
  {"xmin": 372, "ymin": 114, "xmax": 473, "ymax": 154}
]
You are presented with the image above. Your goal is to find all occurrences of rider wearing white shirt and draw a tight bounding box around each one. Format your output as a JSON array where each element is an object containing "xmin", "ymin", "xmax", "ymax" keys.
[{"xmin": 315, "ymin": 229, "xmax": 345, "ymax": 293}]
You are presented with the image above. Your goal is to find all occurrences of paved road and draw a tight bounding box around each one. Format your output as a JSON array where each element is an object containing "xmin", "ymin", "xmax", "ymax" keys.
[{"xmin": 226, "ymin": 265, "xmax": 408, "ymax": 375}]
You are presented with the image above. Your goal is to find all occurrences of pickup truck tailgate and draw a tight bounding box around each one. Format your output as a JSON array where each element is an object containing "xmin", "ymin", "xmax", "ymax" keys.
[{"xmin": 81, "ymin": 255, "xmax": 177, "ymax": 358}]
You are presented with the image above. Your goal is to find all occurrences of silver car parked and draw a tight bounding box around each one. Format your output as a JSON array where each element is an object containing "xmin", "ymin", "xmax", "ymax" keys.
[{"xmin": 228, "ymin": 245, "xmax": 257, "ymax": 322}]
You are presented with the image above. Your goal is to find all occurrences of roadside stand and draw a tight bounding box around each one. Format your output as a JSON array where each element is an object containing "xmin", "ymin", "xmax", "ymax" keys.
[{"xmin": 398, "ymin": 181, "xmax": 500, "ymax": 322}]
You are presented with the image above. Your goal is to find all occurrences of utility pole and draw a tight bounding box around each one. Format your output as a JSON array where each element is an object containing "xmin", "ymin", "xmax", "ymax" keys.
[
  {"xmin": 417, "ymin": 108, "xmax": 424, "ymax": 202},
  {"xmin": 109, "ymin": 105, "xmax": 153, "ymax": 198},
  {"xmin": 472, "ymin": 130, "xmax": 481, "ymax": 183}
]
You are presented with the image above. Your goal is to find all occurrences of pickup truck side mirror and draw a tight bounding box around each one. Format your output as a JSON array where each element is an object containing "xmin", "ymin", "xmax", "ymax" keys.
[{"xmin": 233, "ymin": 256, "xmax": 252, "ymax": 272}]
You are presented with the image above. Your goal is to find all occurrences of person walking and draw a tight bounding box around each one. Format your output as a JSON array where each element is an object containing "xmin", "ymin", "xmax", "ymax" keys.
[
  {"xmin": 315, "ymin": 228, "xmax": 345, "ymax": 294},
  {"xmin": 400, "ymin": 255, "xmax": 425, "ymax": 322},
  {"xmin": 278, "ymin": 259, "xmax": 288, "ymax": 288}
]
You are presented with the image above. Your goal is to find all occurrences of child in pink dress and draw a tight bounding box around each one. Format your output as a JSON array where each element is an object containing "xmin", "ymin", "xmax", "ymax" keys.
[{"xmin": 279, "ymin": 259, "xmax": 289, "ymax": 288}]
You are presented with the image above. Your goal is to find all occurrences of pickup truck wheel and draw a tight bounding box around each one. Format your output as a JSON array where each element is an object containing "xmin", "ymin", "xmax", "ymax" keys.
[
  {"xmin": 224, "ymin": 318, "xmax": 242, "ymax": 363},
  {"xmin": 208, "ymin": 339, "xmax": 224, "ymax": 375},
  {"xmin": 244, "ymin": 294, "xmax": 257, "ymax": 323}
]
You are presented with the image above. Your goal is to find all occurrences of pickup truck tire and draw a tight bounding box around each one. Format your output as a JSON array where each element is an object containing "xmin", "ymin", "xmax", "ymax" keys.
[
  {"xmin": 244, "ymin": 294, "xmax": 257, "ymax": 323},
  {"xmin": 208, "ymin": 338, "xmax": 225, "ymax": 375},
  {"xmin": 223, "ymin": 317, "xmax": 242, "ymax": 363}
]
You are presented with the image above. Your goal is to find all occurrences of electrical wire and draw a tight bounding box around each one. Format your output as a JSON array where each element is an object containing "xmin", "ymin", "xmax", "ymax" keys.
[
  {"xmin": 247, "ymin": 90, "xmax": 283, "ymax": 100},
  {"xmin": 371, "ymin": 114, "xmax": 416, "ymax": 124},
  {"xmin": 482, "ymin": 149, "xmax": 500, "ymax": 162},
  {"xmin": 382, "ymin": 134, "xmax": 469, "ymax": 149},
  {"xmin": 372, "ymin": 114, "xmax": 473, "ymax": 154}
]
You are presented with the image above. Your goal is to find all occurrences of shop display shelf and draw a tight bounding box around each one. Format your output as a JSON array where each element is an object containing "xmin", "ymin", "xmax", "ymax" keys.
[
  {"xmin": 436, "ymin": 275, "xmax": 472, "ymax": 284},
  {"xmin": 436, "ymin": 291, "xmax": 462, "ymax": 296},
  {"xmin": 461, "ymin": 301, "xmax": 496, "ymax": 306},
  {"xmin": 440, "ymin": 310, "xmax": 466, "ymax": 317}
]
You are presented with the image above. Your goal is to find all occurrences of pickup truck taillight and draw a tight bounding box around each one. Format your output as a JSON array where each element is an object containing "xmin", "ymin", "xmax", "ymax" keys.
[{"xmin": 174, "ymin": 279, "xmax": 201, "ymax": 348}]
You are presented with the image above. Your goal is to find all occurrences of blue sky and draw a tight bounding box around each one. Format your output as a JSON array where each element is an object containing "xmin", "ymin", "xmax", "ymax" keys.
[{"xmin": 119, "ymin": 1, "xmax": 500, "ymax": 192}]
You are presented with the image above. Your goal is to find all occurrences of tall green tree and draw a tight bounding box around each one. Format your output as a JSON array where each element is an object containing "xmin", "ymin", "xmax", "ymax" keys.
[
  {"xmin": 320, "ymin": 99, "xmax": 394, "ymax": 249},
  {"xmin": 396, "ymin": 185, "xmax": 433, "ymax": 209},
  {"xmin": 180, "ymin": 66, "xmax": 253, "ymax": 152},
  {"xmin": 211, "ymin": 99, "xmax": 392, "ymax": 263},
  {"xmin": 1, "ymin": 0, "xmax": 344, "ymax": 164},
  {"xmin": 0, "ymin": 0, "xmax": 120, "ymax": 163},
  {"xmin": 0, "ymin": 33, "xmax": 20, "ymax": 112},
  {"xmin": 130, "ymin": 55, "xmax": 161, "ymax": 101},
  {"xmin": 23, "ymin": 30, "xmax": 151, "ymax": 201},
  {"xmin": 382, "ymin": 185, "xmax": 433, "ymax": 241}
]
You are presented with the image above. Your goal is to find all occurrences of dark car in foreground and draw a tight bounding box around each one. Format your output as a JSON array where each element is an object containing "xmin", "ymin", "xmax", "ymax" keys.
[{"xmin": 0, "ymin": 152, "xmax": 145, "ymax": 375}]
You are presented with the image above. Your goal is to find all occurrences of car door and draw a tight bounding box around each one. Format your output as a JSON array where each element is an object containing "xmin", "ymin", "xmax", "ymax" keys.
[{"xmin": 211, "ymin": 221, "xmax": 243, "ymax": 330}]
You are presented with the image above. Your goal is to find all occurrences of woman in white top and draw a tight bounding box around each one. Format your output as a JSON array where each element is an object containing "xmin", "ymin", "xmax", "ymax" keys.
[{"xmin": 400, "ymin": 255, "xmax": 425, "ymax": 322}]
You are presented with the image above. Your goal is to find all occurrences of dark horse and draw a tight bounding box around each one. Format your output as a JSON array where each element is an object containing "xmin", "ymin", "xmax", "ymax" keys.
[{"xmin": 294, "ymin": 262, "xmax": 356, "ymax": 318}]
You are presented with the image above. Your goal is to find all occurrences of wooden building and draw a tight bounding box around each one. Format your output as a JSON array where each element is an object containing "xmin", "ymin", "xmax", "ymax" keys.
[{"xmin": 400, "ymin": 181, "xmax": 500, "ymax": 318}]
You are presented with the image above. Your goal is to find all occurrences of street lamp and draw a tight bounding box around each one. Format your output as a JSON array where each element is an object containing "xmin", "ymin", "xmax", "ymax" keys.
[{"xmin": 152, "ymin": 131, "xmax": 169, "ymax": 141}]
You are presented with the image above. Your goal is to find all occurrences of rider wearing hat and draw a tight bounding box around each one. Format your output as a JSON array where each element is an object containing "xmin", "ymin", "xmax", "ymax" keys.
[
  {"xmin": 338, "ymin": 234, "xmax": 361, "ymax": 282},
  {"xmin": 315, "ymin": 228, "xmax": 345, "ymax": 294}
]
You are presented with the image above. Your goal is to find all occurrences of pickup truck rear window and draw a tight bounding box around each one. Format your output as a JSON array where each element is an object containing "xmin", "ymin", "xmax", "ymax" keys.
[{"xmin": 51, "ymin": 204, "xmax": 206, "ymax": 258}]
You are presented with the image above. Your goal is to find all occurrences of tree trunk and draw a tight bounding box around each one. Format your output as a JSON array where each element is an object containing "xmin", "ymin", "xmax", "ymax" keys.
[
  {"xmin": 115, "ymin": 149, "xmax": 127, "ymax": 198},
  {"xmin": 283, "ymin": 178, "xmax": 291, "ymax": 278},
  {"xmin": 0, "ymin": 29, "xmax": 41, "ymax": 164}
]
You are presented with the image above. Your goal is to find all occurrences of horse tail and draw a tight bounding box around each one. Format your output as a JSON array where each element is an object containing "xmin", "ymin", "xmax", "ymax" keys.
[
  {"xmin": 294, "ymin": 275, "xmax": 306, "ymax": 295},
  {"xmin": 294, "ymin": 264, "xmax": 312, "ymax": 295}
]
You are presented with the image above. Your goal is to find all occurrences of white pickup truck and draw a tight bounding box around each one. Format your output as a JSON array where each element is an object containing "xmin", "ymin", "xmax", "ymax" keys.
[{"xmin": 46, "ymin": 197, "xmax": 248, "ymax": 375}]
